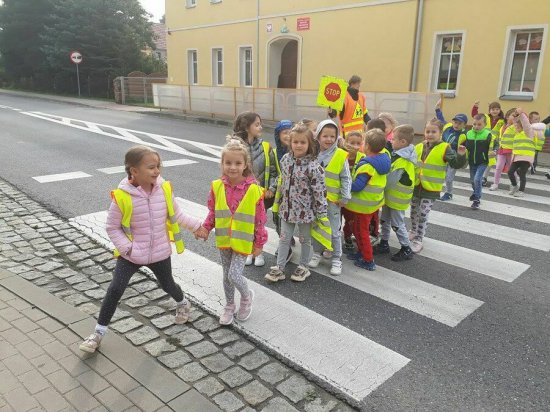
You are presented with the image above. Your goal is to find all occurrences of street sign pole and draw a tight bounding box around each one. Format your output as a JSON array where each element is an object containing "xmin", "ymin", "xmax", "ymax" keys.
[
  {"xmin": 70, "ymin": 51, "xmax": 83, "ymax": 98},
  {"xmin": 76, "ymin": 63, "xmax": 81, "ymax": 97}
]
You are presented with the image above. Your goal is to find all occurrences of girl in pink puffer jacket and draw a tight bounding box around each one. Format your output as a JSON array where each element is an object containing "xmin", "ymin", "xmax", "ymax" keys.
[{"xmin": 80, "ymin": 146, "xmax": 207, "ymax": 353}]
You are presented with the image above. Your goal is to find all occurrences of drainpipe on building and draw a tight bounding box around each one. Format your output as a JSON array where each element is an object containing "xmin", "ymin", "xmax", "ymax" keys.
[
  {"xmin": 410, "ymin": 0, "xmax": 424, "ymax": 91},
  {"xmin": 256, "ymin": 0, "xmax": 260, "ymax": 88}
]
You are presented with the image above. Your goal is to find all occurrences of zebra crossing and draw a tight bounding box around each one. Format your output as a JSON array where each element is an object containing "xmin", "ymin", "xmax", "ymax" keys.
[{"xmin": 69, "ymin": 184, "xmax": 549, "ymax": 405}]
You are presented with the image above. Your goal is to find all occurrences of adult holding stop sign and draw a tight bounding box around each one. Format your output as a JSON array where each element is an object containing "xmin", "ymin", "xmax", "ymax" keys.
[{"xmin": 328, "ymin": 75, "xmax": 371, "ymax": 137}]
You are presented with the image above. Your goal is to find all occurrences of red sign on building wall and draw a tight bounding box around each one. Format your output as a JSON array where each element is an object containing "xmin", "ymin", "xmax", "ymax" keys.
[{"xmin": 297, "ymin": 17, "xmax": 310, "ymax": 31}]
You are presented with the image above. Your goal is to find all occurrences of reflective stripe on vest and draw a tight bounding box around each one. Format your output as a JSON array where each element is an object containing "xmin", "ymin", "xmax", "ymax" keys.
[
  {"xmin": 534, "ymin": 130, "xmax": 546, "ymax": 151},
  {"xmin": 324, "ymin": 148, "xmax": 348, "ymax": 202},
  {"xmin": 341, "ymin": 92, "xmax": 367, "ymax": 135},
  {"xmin": 261, "ymin": 141, "xmax": 271, "ymax": 189},
  {"xmin": 111, "ymin": 181, "xmax": 185, "ymax": 258},
  {"xmin": 212, "ymin": 179, "xmax": 263, "ymax": 255},
  {"xmin": 311, "ymin": 216, "xmax": 333, "ymax": 251},
  {"xmin": 345, "ymin": 163, "xmax": 386, "ymax": 214},
  {"xmin": 415, "ymin": 142, "xmax": 448, "ymax": 192},
  {"xmin": 499, "ymin": 125, "xmax": 516, "ymax": 150},
  {"xmin": 512, "ymin": 132, "xmax": 536, "ymax": 157},
  {"xmin": 385, "ymin": 157, "xmax": 415, "ymax": 211}
]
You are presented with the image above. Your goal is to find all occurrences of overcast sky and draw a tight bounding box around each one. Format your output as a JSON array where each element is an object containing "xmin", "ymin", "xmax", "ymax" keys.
[{"xmin": 139, "ymin": 0, "xmax": 165, "ymax": 22}]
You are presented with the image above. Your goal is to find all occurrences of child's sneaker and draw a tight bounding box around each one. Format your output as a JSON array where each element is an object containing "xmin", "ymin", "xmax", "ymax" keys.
[
  {"xmin": 245, "ymin": 255, "xmax": 254, "ymax": 266},
  {"xmin": 489, "ymin": 184, "xmax": 498, "ymax": 191},
  {"xmin": 344, "ymin": 238, "xmax": 354, "ymax": 250},
  {"xmin": 308, "ymin": 253, "xmax": 322, "ymax": 268},
  {"xmin": 471, "ymin": 200, "xmax": 480, "ymax": 210},
  {"xmin": 265, "ymin": 266, "xmax": 285, "ymax": 282},
  {"xmin": 290, "ymin": 265, "xmax": 311, "ymax": 282},
  {"xmin": 373, "ymin": 240, "xmax": 390, "ymax": 254},
  {"xmin": 175, "ymin": 301, "xmax": 192, "ymax": 324},
  {"xmin": 440, "ymin": 192, "xmax": 452, "ymax": 201},
  {"xmin": 79, "ymin": 333, "xmax": 102, "ymax": 353},
  {"xmin": 254, "ymin": 253, "xmax": 265, "ymax": 267},
  {"xmin": 509, "ymin": 185, "xmax": 519, "ymax": 195},
  {"xmin": 219, "ymin": 303, "xmax": 236, "ymax": 325},
  {"xmin": 545, "ymin": 172, "xmax": 550, "ymax": 180},
  {"xmin": 236, "ymin": 290, "xmax": 254, "ymax": 321},
  {"xmin": 391, "ymin": 246, "xmax": 414, "ymax": 261},
  {"xmin": 482, "ymin": 177, "xmax": 488, "ymax": 187},
  {"xmin": 354, "ymin": 258, "xmax": 376, "ymax": 271},
  {"xmin": 410, "ymin": 239, "xmax": 423, "ymax": 253},
  {"xmin": 329, "ymin": 259, "xmax": 342, "ymax": 276},
  {"xmin": 514, "ymin": 190, "xmax": 525, "ymax": 198},
  {"xmin": 346, "ymin": 251, "xmax": 362, "ymax": 261},
  {"xmin": 322, "ymin": 249, "xmax": 333, "ymax": 259}
]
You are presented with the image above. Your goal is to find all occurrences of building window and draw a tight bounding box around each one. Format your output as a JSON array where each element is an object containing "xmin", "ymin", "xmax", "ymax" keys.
[
  {"xmin": 210, "ymin": 0, "xmax": 222, "ymax": 3},
  {"xmin": 433, "ymin": 34, "xmax": 463, "ymax": 93},
  {"xmin": 187, "ymin": 50, "xmax": 198, "ymax": 85},
  {"xmin": 212, "ymin": 48, "xmax": 223, "ymax": 86},
  {"xmin": 503, "ymin": 29, "xmax": 544, "ymax": 96},
  {"xmin": 240, "ymin": 47, "xmax": 253, "ymax": 87},
  {"xmin": 186, "ymin": 0, "xmax": 196, "ymax": 7}
]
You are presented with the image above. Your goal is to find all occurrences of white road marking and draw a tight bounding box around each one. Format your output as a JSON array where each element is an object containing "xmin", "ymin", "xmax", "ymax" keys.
[
  {"xmin": 453, "ymin": 181, "xmax": 550, "ymax": 206},
  {"xmin": 455, "ymin": 169, "xmax": 550, "ymax": 185},
  {"xmin": 32, "ymin": 171, "xmax": 92, "ymax": 183},
  {"xmin": 176, "ymin": 198, "xmax": 485, "ymax": 327},
  {"xmin": 97, "ymin": 158, "xmax": 198, "ymax": 175},
  {"xmin": 70, "ymin": 211, "xmax": 411, "ymax": 403},
  {"xmin": 427, "ymin": 210, "xmax": 550, "ymax": 252}
]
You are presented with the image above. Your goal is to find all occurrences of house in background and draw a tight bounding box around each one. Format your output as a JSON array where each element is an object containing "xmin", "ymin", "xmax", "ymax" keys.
[
  {"xmin": 143, "ymin": 23, "xmax": 167, "ymax": 62},
  {"xmin": 164, "ymin": 0, "xmax": 549, "ymax": 119}
]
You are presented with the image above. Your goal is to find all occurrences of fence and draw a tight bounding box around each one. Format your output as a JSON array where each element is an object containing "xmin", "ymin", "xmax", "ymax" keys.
[
  {"xmin": 114, "ymin": 76, "xmax": 167, "ymax": 105},
  {"xmin": 149, "ymin": 84, "xmax": 441, "ymax": 132}
]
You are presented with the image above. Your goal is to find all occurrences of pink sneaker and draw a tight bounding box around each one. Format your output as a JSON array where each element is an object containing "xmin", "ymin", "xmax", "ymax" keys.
[
  {"xmin": 219, "ymin": 303, "xmax": 236, "ymax": 325},
  {"xmin": 175, "ymin": 301, "xmax": 191, "ymax": 324},
  {"xmin": 79, "ymin": 333, "xmax": 102, "ymax": 353},
  {"xmin": 236, "ymin": 290, "xmax": 255, "ymax": 321}
]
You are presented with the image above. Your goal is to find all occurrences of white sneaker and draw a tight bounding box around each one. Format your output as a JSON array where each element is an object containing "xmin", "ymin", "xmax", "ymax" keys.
[
  {"xmin": 489, "ymin": 184, "xmax": 498, "ymax": 191},
  {"xmin": 330, "ymin": 260, "xmax": 342, "ymax": 276},
  {"xmin": 254, "ymin": 253, "xmax": 265, "ymax": 267},
  {"xmin": 410, "ymin": 240, "xmax": 423, "ymax": 253},
  {"xmin": 308, "ymin": 253, "xmax": 322, "ymax": 268},
  {"xmin": 513, "ymin": 190, "xmax": 525, "ymax": 198},
  {"xmin": 79, "ymin": 333, "xmax": 102, "ymax": 353},
  {"xmin": 508, "ymin": 185, "xmax": 519, "ymax": 196},
  {"xmin": 245, "ymin": 255, "xmax": 253, "ymax": 266}
]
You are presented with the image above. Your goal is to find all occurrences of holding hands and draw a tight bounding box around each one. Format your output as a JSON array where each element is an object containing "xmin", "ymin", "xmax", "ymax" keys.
[
  {"xmin": 194, "ymin": 226, "xmax": 209, "ymax": 241},
  {"xmin": 457, "ymin": 145, "xmax": 467, "ymax": 156},
  {"xmin": 252, "ymin": 247, "xmax": 263, "ymax": 257}
]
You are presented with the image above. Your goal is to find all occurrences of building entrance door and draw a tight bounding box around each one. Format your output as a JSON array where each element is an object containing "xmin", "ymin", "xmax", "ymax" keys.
[{"xmin": 268, "ymin": 38, "xmax": 299, "ymax": 89}]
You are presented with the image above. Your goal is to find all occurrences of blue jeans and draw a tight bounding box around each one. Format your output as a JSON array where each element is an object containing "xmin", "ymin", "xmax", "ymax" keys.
[{"xmin": 470, "ymin": 164, "xmax": 487, "ymax": 201}]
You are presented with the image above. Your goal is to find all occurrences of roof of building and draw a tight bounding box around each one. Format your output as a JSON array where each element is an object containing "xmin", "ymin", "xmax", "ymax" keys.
[{"xmin": 152, "ymin": 23, "xmax": 166, "ymax": 51}]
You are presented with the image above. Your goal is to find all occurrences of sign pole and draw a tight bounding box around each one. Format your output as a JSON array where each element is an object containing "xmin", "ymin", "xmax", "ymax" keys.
[{"xmin": 76, "ymin": 63, "xmax": 81, "ymax": 97}]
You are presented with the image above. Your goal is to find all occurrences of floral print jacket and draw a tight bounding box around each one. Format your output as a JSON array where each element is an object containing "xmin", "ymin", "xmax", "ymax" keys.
[{"xmin": 276, "ymin": 153, "xmax": 327, "ymax": 224}]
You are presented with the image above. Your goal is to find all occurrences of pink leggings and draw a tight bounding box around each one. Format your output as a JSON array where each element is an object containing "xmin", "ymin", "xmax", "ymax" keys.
[{"xmin": 494, "ymin": 153, "xmax": 513, "ymax": 185}]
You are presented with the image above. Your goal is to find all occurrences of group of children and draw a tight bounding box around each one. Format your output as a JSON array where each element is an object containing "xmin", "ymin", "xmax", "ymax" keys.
[{"xmin": 79, "ymin": 105, "xmax": 548, "ymax": 352}]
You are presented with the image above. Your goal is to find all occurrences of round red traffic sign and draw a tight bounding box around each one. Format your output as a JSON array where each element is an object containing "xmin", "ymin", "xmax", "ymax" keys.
[
  {"xmin": 324, "ymin": 82, "xmax": 342, "ymax": 102},
  {"xmin": 70, "ymin": 51, "xmax": 83, "ymax": 64}
]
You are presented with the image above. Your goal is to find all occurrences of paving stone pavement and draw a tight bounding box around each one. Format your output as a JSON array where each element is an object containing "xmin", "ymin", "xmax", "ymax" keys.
[{"xmin": 0, "ymin": 179, "xmax": 356, "ymax": 411}]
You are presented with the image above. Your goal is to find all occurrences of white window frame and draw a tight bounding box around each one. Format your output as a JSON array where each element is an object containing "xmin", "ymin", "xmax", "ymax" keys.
[
  {"xmin": 210, "ymin": 0, "xmax": 222, "ymax": 3},
  {"xmin": 187, "ymin": 49, "xmax": 198, "ymax": 85},
  {"xmin": 186, "ymin": 0, "xmax": 196, "ymax": 8},
  {"xmin": 211, "ymin": 48, "xmax": 224, "ymax": 86},
  {"xmin": 429, "ymin": 31, "xmax": 466, "ymax": 98},
  {"xmin": 498, "ymin": 25, "xmax": 548, "ymax": 100},
  {"xmin": 239, "ymin": 46, "xmax": 253, "ymax": 87}
]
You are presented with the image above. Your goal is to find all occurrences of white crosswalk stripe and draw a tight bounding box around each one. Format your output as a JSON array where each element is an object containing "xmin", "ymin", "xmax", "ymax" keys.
[
  {"xmin": 452, "ymin": 181, "xmax": 550, "ymax": 206},
  {"xmin": 454, "ymin": 169, "xmax": 550, "ymax": 186}
]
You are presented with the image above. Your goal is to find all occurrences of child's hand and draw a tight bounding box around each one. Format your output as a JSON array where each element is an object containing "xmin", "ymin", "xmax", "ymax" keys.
[
  {"xmin": 337, "ymin": 200, "xmax": 346, "ymax": 207},
  {"xmin": 516, "ymin": 108, "xmax": 524, "ymax": 115},
  {"xmin": 435, "ymin": 98, "xmax": 442, "ymax": 110},
  {"xmin": 474, "ymin": 100, "xmax": 480, "ymax": 107},
  {"xmin": 457, "ymin": 146, "xmax": 467, "ymax": 156},
  {"xmin": 252, "ymin": 247, "xmax": 263, "ymax": 257},
  {"xmin": 264, "ymin": 189, "xmax": 274, "ymax": 199},
  {"xmin": 194, "ymin": 226, "xmax": 209, "ymax": 241}
]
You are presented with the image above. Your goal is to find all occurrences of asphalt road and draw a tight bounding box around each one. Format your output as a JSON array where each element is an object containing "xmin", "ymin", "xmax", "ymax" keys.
[{"xmin": 1, "ymin": 92, "xmax": 549, "ymax": 411}]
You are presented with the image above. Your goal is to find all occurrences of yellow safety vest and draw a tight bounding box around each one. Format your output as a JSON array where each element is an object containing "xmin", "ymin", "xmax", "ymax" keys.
[
  {"xmin": 484, "ymin": 116, "xmax": 504, "ymax": 167},
  {"xmin": 213, "ymin": 179, "xmax": 263, "ymax": 255},
  {"xmin": 311, "ymin": 217, "xmax": 333, "ymax": 251},
  {"xmin": 345, "ymin": 163, "xmax": 386, "ymax": 215},
  {"xmin": 534, "ymin": 128, "xmax": 546, "ymax": 151},
  {"xmin": 261, "ymin": 141, "xmax": 272, "ymax": 190},
  {"xmin": 512, "ymin": 131, "xmax": 536, "ymax": 158},
  {"xmin": 324, "ymin": 148, "xmax": 348, "ymax": 203},
  {"xmin": 415, "ymin": 142, "xmax": 448, "ymax": 192},
  {"xmin": 111, "ymin": 181, "xmax": 184, "ymax": 257},
  {"xmin": 499, "ymin": 125, "xmax": 516, "ymax": 150},
  {"xmin": 385, "ymin": 157, "xmax": 415, "ymax": 211}
]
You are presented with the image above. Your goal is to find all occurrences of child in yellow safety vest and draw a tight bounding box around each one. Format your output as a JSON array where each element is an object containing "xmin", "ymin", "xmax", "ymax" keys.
[
  {"xmin": 202, "ymin": 138, "xmax": 268, "ymax": 325},
  {"xmin": 409, "ymin": 120, "xmax": 467, "ymax": 253},
  {"xmin": 373, "ymin": 125, "xmax": 417, "ymax": 261},
  {"xmin": 490, "ymin": 108, "xmax": 517, "ymax": 191},
  {"xmin": 232, "ymin": 111, "xmax": 278, "ymax": 268},
  {"xmin": 266, "ymin": 124, "xmax": 328, "ymax": 283},
  {"xmin": 507, "ymin": 108, "xmax": 536, "ymax": 197},
  {"xmin": 308, "ymin": 119, "xmax": 352, "ymax": 276},
  {"xmin": 342, "ymin": 131, "xmax": 365, "ymax": 251},
  {"xmin": 79, "ymin": 146, "xmax": 206, "ymax": 353}
]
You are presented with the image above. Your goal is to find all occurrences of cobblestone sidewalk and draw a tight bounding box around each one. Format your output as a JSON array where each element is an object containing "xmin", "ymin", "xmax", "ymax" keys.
[{"xmin": 0, "ymin": 178, "xmax": 356, "ymax": 411}]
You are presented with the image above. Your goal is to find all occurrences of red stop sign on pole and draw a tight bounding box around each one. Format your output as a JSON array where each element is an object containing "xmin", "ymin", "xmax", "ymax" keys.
[{"xmin": 324, "ymin": 82, "xmax": 342, "ymax": 102}]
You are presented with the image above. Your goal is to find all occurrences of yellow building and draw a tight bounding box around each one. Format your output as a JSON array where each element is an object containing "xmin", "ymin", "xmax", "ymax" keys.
[{"xmin": 165, "ymin": 0, "xmax": 549, "ymax": 118}]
